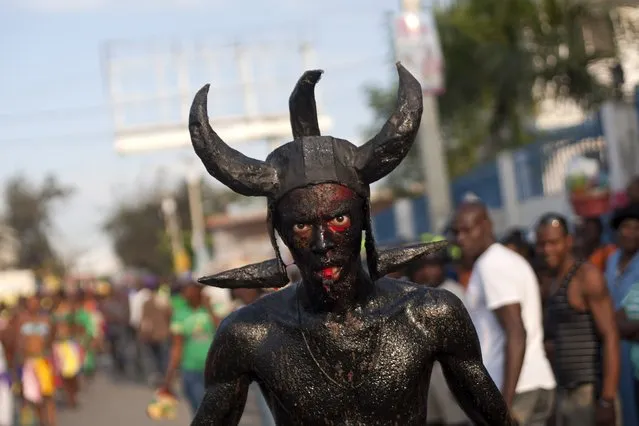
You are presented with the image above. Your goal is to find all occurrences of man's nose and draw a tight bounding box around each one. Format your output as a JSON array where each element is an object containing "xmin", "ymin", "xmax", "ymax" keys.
[{"xmin": 311, "ymin": 225, "xmax": 335, "ymax": 253}]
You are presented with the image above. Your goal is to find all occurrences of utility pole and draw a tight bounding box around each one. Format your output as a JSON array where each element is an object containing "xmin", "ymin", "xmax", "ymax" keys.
[
  {"xmin": 186, "ymin": 169, "xmax": 209, "ymax": 276},
  {"xmin": 161, "ymin": 197, "xmax": 190, "ymax": 275},
  {"xmin": 399, "ymin": 0, "xmax": 453, "ymax": 233}
]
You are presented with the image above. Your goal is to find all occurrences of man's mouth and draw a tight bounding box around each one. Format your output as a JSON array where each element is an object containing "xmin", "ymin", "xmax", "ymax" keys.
[{"xmin": 317, "ymin": 266, "xmax": 342, "ymax": 281}]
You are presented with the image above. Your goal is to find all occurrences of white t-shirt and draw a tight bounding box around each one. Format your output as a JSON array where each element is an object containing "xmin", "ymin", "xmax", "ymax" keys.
[
  {"xmin": 466, "ymin": 243, "xmax": 555, "ymax": 393},
  {"xmin": 129, "ymin": 288, "xmax": 151, "ymax": 327}
]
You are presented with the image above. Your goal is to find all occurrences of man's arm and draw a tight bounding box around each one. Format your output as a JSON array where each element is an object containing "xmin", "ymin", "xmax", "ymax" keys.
[
  {"xmin": 479, "ymin": 261, "xmax": 527, "ymax": 408},
  {"xmin": 582, "ymin": 265, "xmax": 620, "ymax": 402},
  {"xmin": 161, "ymin": 334, "xmax": 183, "ymax": 391},
  {"xmin": 191, "ymin": 313, "xmax": 252, "ymax": 426},
  {"xmin": 433, "ymin": 292, "xmax": 515, "ymax": 425},
  {"xmin": 493, "ymin": 304, "xmax": 526, "ymax": 407}
]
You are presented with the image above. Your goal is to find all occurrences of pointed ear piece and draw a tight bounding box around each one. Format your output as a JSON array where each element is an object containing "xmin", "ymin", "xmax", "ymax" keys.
[
  {"xmin": 197, "ymin": 259, "xmax": 289, "ymax": 289},
  {"xmin": 377, "ymin": 240, "xmax": 449, "ymax": 277},
  {"xmin": 197, "ymin": 240, "xmax": 449, "ymax": 289}
]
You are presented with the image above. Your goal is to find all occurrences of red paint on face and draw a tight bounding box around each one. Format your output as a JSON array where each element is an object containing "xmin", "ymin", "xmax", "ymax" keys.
[
  {"xmin": 317, "ymin": 185, "xmax": 356, "ymax": 217},
  {"xmin": 328, "ymin": 216, "xmax": 351, "ymax": 233},
  {"xmin": 334, "ymin": 185, "xmax": 354, "ymax": 201}
]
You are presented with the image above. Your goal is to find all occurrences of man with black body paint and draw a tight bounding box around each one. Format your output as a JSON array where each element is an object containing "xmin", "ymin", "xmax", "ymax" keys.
[{"xmin": 187, "ymin": 64, "xmax": 514, "ymax": 425}]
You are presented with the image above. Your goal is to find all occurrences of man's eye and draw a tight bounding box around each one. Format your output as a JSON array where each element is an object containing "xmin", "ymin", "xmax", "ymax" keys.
[
  {"xmin": 294, "ymin": 224, "xmax": 310, "ymax": 232},
  {"xmin": 329, "ymin": 215, "xmax": 351, "ymax": 227}
]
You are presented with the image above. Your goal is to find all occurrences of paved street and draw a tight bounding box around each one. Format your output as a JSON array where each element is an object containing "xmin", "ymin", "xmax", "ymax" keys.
[{"xmin": 57, "ymin": 374, "xmax": 264, "ymax": 426}]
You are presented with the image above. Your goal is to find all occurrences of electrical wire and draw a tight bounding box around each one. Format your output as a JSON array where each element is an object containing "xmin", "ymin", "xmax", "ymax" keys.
[{"xmin": 0, "ymin": 56, "xmax": 385, "ymax": 145}]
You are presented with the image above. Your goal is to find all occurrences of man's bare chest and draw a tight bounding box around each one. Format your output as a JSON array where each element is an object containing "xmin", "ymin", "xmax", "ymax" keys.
[{"xmin": 251, "ymin": 317, "xmax": 432, "ymax": 417}]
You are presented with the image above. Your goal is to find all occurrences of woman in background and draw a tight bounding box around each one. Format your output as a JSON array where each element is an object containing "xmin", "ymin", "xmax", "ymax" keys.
[
  {"xmin": 51, "ymin": 291, "xmax": 82, "ymax": 408},
  {"xmin": 72, "ymin": 291, "xmax": 98, "ymax": 384},
  {"xmin": 15, "ymin": 294, "xmax": 56, "ymax": 426}
]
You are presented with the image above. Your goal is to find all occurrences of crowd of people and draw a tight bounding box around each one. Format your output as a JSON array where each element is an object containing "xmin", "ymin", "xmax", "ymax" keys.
[
  {"xmin": 0, "ymin": 179, "xmax": 638, "ymax": 426},
  {"xmin": 388, "ymin": 179, "xmax": 639, "ymax": 426},
  {"xmin": 0, "ymin": 275, "xmax": 280, "ymax": 425},
  {"xmin": 0, "ymin": 288, "xmax": 104, "ymax": 426}
]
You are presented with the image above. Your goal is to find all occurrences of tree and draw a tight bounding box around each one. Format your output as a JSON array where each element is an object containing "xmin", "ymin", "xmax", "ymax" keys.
[
  {"xmin": 102, "ymin": 178, "xmax": 243, "ymax": 276},
  {"xmin": 365, "ymin": 0, "xmax": 620, "ymax": 195},
  {"xmin": 1, "ymin": 174, "xmax": 74, "ymax": 274}
]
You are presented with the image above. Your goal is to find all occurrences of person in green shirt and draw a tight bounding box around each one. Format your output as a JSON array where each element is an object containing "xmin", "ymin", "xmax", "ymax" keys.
[
  {"xmin": 170, "ymin": 293, "xmax": 189, "ymax": 324},
  {"xmin": 72, "ymin": 295, "xmax": 97, "ymax": 381},
  {"xmin": 161, "ymin": 281, "xmax": 220, "ymax": 416}
]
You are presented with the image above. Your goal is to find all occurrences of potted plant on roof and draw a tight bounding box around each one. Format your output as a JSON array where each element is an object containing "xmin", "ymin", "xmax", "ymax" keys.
[{"xmin": 565, "ymin": 155, "xmax": 611, "ymax": 218}]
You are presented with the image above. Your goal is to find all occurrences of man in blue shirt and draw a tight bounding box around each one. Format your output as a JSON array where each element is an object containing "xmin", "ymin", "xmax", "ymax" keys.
[{"xmin": 605, "ymin": 204, "xmax": 639, "ymax": 426}]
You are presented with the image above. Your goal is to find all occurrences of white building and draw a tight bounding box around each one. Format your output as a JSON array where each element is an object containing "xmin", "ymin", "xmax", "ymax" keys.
[{"xmin": 535, "ymin": 6, "xmax": 639, "ymax": 129}]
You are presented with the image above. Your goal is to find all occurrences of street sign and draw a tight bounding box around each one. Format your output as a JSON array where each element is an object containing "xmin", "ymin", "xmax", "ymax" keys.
[{"xmin": 393, "ymin": 11, "xmax": 445, "ymax": 95}]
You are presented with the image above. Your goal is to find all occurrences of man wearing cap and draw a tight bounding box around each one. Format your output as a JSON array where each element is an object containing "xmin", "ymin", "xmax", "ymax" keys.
[{"xmin": 606, "ymin": 204, "xmax": 639, "ymax": 425}]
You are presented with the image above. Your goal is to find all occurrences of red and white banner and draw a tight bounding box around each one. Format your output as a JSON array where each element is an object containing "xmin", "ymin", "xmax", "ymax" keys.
[{"xmin": 393, "ymin": 11, "xmax": 445, "ymax": 95}]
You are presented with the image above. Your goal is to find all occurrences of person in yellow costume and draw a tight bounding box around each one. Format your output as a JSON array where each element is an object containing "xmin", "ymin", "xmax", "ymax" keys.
[
  {"xmin": 51, "ymin": 290, "xmax": 83, "ymax": 408},
  {"xmin": 16, "ymin": 294, "xmax": 56, "ymax": 426}
]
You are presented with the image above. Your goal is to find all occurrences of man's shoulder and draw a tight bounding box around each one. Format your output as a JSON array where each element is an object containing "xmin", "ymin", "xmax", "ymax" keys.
[
  {"xmin": 218, "ymin": 286, "xmax": 295, "ymax": 340},
  {"xmin": 375, "ymin": 277, "xmax": 465, "ymax": 319},
  {"xmin": 479, "ymin": 243, "xmax": 524, "ymax": 265},
  {"xmin": 476, "ymin": 244, "xmax": 536, "ymax": 280},
  {"xmin": 576, "ymin": 261, "xmax": 607, "ymax": 295}
]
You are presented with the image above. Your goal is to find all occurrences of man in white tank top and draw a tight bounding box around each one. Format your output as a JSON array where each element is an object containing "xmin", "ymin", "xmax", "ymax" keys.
[{"xmin": 453, "ymin": 202, "xmax": 556, "ymax": 425}]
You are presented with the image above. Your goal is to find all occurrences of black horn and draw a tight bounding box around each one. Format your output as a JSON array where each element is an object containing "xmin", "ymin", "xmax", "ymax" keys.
[
  {"xmin": 189, "ymin": 84, "xmax": 279, "ymax": 197},
  {"xmin": 289, "ymin": 70, "xmax": 323, "ymax": 139},
  {"xmin": 355, "ymin": 63, "xmax": 423, "ymax": 184}
]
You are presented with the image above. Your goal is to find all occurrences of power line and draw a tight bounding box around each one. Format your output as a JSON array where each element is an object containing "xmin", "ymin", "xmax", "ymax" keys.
[
  {"xmin": 0, "ymin": 104, "xmax": 110, "ymax": 123},
  {"xmin": 0, "ymin": 55, "xmax": 385, "ymax": 129},
  {"xmin": 0, "ymin": 130, "xmax": 112, "ymax": 146}
]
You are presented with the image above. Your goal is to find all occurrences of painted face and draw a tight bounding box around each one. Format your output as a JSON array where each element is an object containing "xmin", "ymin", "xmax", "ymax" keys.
[{"xmin": 275, "ymin": 183, "xmax": 365, "ymax": 291}]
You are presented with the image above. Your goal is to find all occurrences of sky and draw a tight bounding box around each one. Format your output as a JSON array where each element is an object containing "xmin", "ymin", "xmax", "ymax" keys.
[{"xmin": 0, "ymin": 0, "xmax": 410, "ymax": 274}]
